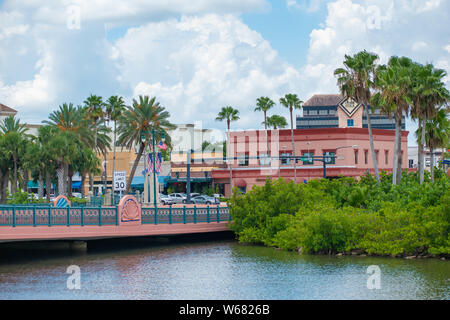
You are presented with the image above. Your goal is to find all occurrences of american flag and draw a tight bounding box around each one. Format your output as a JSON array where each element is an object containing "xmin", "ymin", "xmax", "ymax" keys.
[{"xmin": 147, "ymin": 152, "xmax": 162, "ymax": 174}]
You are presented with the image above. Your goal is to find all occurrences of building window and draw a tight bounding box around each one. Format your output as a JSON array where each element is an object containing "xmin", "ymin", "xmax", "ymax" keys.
[
  {"xmin": 354, "ymin": 150, "xmax": 358, "ymax": 164},
  {"xmin": 364, "ymin": 150, "xmax": 368, "ymax": 165},
  {"xmin": 281, "ymin": 152, "xmax": 291, "ymax": 165},
  {"xmin": 347, "ymin": 119, "xmax": 354, "ymax": 127},
  {"xmin": 323, "ymin": 152, "xmax": 335, "ymax": 164},
  {"xmin": 302, "ymin": 152, "xmax": 314, "ymax": 165},
  {"xmin": 238, "ymin": 154, "xmax": 249, "ymax": 166},
  {"xmin": 375, "ymin": 150, "xmax": 379, "ymax": 163},
  {"xmin": 259, "ymin": 153, "xmax": 271, "ymax": 166},
  {"xmin": 409, "ymin": 159, "xmax": 414, "ymax": 168},
  {"xmin": 385, "ymin": 150, "xmax": 389, "ymax": 165}
]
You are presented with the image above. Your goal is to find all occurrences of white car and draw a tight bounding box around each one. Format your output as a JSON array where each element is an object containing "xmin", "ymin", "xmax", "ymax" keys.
[{"xmin": 168, "ymin": 193, "xmax": 187, "ymax": 204}]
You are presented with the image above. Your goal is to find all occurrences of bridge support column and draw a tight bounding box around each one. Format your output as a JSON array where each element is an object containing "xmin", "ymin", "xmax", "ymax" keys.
[{"xmin": 69, "ymin": 241, "xmax": 87, "ymax": 252}]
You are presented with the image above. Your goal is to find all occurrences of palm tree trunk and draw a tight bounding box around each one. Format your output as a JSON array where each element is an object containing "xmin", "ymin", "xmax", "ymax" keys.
[
  {"xmin": 365, "ymin": 105, "xmax": 380, "ymax": 184},
  {"xmin": 57, "ymin": 165, "xmax": 65, "ymax": 196},
  {"xmin": 419, "ymin": 117, "xmax": 426, "ymax": 184},
  {"xmin": 392, "ymin": 123, "xmax": 399, "ymax": 185},
  {"xmin": 290, "ymin": 107, "xmax": 297, "ymax": 183},
  {"xmin": 1, "ymin": 170, "xmax": 9, "ymax": 204},
  {"xmin": 228, "ymin": 130, "xmax": 233, "ymax": 197},
  {"xmin": 430, "ymin": 148, "xmax": 435, "ymax": 182},
  {"xmin": 68, "ymin": 167, "xmax": 73, "ymax": 198},
  {"xmin": 12, "ymin": 156, "xmax": 18, "ymax": 194},
  {"xmin": 38, "ymin": 171, "xmax": 44, "ymax": 199},
  {"xmin": 112, "ymin": 120, "xmax": 117, "ymax": 203},
  {"xmin": 396, "ymin": 114, "xmax": 403, "ymax": 184},
  {"xmin": 45, "ymin": 170, "xmax": 52, "ymax": 203},
  {"xmin": 125, "ymin": 142, "xmax": 145, "ymax": 195},
  {"xmin": 81, "ymin": 171, "xmax": 87, "ymax": 198}
]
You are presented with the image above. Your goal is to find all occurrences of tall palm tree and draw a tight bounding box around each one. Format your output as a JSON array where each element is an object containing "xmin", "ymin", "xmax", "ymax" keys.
[
  {"xmin": 334, "ymin": 50, "xmax": 380, "ymax": 184},
  {"xmin": 266, "ymin": 115, "xmax": 288, "ymax": 129},
  {"xmin": 216, "ymin": 106, "xmax": 240, "ymax": 196},
  {"xmin": 418, "ymin": 108, "xmax": 449, "ymax": 182},
  {"xmin": 372, "ymin": 56, "xmax": 413, "ymax": 185},
  {"xmin": 215, "ymin": 106, "xmax": 240, "ymax": 131},
  {"xmin": 105, "ymin": 95, "xmax": 126, "ymax": 201},
  {"xmin": 84, "ymin": 94, "xmax": 105, "ymax": 149},
  {"xmin": 411, "ymin": 63, "xmax": 449, "ymax": 183},
  {"xmin": 0, "ymin": 115, "xmax": 30, "ymax": 193},
  {"xmin": 279, "ymin": 94, "xmax": 303, "ymax": 183},
  {"xmin": 117, "ymin": 95, "xmax": 175, "ymax": 195},
  {"xmin": 255, "ymin": 97, "xmax": 275, "ymax": 129}
]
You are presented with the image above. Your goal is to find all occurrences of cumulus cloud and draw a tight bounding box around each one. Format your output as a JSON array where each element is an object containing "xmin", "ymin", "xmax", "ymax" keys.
[
  {"xmin": 298, "ymin": 0, "xmax": 449, "ymax": 144},
  {"xmin": 112, "ymin": 14, "xmax": 302, "ymax": 129}
]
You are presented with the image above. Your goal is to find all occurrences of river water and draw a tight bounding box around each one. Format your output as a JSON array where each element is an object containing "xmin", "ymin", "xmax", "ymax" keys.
[{"xmin": 0, "ymin": 236, "xmax": 448, "ymax": 300}]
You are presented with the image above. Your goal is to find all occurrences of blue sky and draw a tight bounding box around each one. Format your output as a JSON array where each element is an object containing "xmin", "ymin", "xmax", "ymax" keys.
[{"xmin": 0, "ymin": 0, "xmax": 449, "ymax": 145}]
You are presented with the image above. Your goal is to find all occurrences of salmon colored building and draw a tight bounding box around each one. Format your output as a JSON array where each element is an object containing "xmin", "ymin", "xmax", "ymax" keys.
[{"xmin": 212, "ymin": 95, "xmax": 409, "ymax": 196}]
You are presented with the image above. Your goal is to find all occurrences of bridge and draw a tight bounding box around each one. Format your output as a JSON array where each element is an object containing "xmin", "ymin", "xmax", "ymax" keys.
[{"xmin": 0, "ymin": 195, "xmax": 231, "ymax": 243}]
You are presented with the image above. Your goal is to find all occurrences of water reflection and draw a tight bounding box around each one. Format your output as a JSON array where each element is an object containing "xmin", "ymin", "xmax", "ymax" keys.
[{"xmin": 0, "ymin": 238, "xmax": 448, "ymax": 300}]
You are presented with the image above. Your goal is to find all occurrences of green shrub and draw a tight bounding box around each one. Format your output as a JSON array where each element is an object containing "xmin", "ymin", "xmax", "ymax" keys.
[{"xmin": 228, "ymin": 173, "xmax": 450, "ymax": 257}]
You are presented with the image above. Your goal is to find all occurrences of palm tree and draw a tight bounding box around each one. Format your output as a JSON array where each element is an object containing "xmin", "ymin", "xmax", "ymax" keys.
[
  {"xmin": 334, "ymin": 50, "xmax": 380, "ymax": 184},
  {"xmin": 216, "ymin": 106, "xmax": 240, "ymax": 196},
  {"xmin": 410, "ymin": 63, "xmax": 449, "ymax": 183},
  {"xmin": 279, "ymin": 94, "xmax": 303, "ymax": 183},
  {"xmin": 117, "ymin": 95, "xmax": 175, "ymax": 195},
  {"xmin": 215, "ymin": 106, "xmax": 240, "ymax": 131},
  {"xmin": 0, "ymin": 115, "xmax": 30, "ymax": 193},
  {"xmin": 105, "ymin": 95, "xmax": 126, "ymax": 201},
  {"xmin": 372, "ymin": 56, "xmax": 413, "ymax": 184},
  {"xmin": 266, "ymin": 115, "xmax": 288, "ymax": 129},
  {"xmin": 255, "ymin": 97, "xmax": 275, "ymax": 129},
  {"xmin": 418, "ymin": 108, "xmax": 449, "ymax": 182}
]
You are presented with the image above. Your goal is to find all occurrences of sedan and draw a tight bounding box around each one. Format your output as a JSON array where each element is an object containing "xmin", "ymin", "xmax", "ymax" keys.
[
  {"xmin": 168, "ymin": 193, "xmax": 187, "ymax": 204},
  {"xmin": 160, "ymin": 194, "xmax": 175, "ymax": 205},
  {"xmin": 191, "ymin": 195, "xmax": 220, "ymax": 205}
]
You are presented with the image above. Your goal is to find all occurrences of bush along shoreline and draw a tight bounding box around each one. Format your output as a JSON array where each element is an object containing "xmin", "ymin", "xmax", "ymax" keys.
[{"xmin": 227, "ymin": 170, "xmax": 449, "ymax": 259}]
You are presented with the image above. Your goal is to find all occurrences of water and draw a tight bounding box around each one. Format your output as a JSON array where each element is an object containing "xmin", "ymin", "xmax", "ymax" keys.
[{"xmin": 0, "ymin": 237, "xmax": 448, "ymax": 300}]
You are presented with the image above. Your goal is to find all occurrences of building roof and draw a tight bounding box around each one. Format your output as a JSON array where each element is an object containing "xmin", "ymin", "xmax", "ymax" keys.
[
  {"xmin": 0, "ymin": 103, "xmax": 18, "ymax": 114},
  {"xmin": 303, "ymin": 94, "xmax": 343, "ymax": 107}
]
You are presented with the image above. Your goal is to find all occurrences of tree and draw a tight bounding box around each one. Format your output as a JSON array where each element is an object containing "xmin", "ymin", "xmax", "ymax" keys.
[
  {"xmin": 117, "ymin": 95, "xmax": 175, "ymax": 195},
  {"xmin": 255, "ymin": 97, "xmax": 275, "ymax": 130},
  {"xmin": 266, "ymin": 115, "xmax": 288, "ymax": 129},
  {"xmin": 417, "ymin": 108, "xmax": 449, "ymax": 182},
  {"xmin": 0, "ymin": 115, "xmax": 30, "ymax": 193},
  {"xmin": 216, "ymin": 106, "xmax": 240, "ymax": 196},
  {"xmin": 334, "ymin": 50, "xmax": 380, "ymax": 184},
  {"xmin": 410, "ymin": 63, "xmax": 449, "ymax": 184},
  {"xmin": 279, "ymin": 93, "xmax": 303, "ymax": 183},
  {"xmin": 372, "ymin": 56, "xmax": 413, "ymax": 185},
  {"xmin": 105, "ymin": 95, "xmax": 126, "ymax": 199}
]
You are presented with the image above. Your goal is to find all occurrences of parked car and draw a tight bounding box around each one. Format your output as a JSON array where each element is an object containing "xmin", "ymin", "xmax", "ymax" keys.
[
  {"xmin": 213, "ymin": 193, "xmax": 224, "ymax": 199},
  {"xmin": 191, "ymin": 195, "xmax": 220, "ymax": 205},
  {"xmin": 160, "ymin": 194, "xmax": 175, "ymax": 205},
  {"xmin": 190, "ymin": 193, "xmax": 200, "ymax": 198},
  {"xmin": 72, "ymin": 192, "xmax": 83, "ymax": 199},
  {"xmin": 168, "ymin": 193, "xmax": 187, "ymax": 204}
]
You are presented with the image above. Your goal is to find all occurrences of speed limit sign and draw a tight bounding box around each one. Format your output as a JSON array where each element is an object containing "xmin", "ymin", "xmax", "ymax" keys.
[{"xmin": 113, "ymin": 171, "xmax": 127, "ymax": 191}]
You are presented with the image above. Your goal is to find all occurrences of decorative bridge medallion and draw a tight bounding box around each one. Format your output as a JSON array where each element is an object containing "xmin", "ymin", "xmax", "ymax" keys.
[
  {"xmin": 118, "ymin": 195, "xmax": 141, "ymax": 226},
  {"xmin": 54, "ymin": 195, "xmax": 71, "ymax": 207}
]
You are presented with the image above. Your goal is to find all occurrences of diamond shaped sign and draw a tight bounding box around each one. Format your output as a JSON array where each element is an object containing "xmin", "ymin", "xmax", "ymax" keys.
[{"xmin": 339, "ymin": 97, "xmax": 361, "ymax": 117}]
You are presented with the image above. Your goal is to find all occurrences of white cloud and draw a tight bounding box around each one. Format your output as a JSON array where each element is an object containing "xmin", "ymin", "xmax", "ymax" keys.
[
  {"xmin": 300, "ymin": 0, "xmax": 450, "ymax": 145},
  {"xmin": 113, "ymin": 14, "xmax": 302, "ymax": 129}
]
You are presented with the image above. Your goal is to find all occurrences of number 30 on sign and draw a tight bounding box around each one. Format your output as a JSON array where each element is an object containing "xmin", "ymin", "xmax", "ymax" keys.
[{"xmin": 114, "ymin": 171, "xmax": 127, "ymax": 191}]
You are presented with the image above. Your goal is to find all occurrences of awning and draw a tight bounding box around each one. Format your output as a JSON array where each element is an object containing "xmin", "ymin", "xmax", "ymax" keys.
[
  {"xmin": 235, "ymin": 179, "xmax": 247, "ymax": 188},
  {"xmin": 131, "ymin": 175, "xmax": 171, "ymax": 188},
  {"xmin": 27, "ymin": 181, "xmax": 77, "ymax": 189}
]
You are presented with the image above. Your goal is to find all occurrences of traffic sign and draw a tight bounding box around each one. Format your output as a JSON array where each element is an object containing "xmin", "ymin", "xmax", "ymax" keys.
[{"xmin": 113, "ymin": 171, "xmax": 127, "ymax": 191}]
